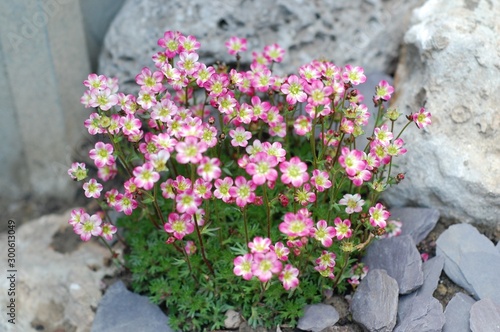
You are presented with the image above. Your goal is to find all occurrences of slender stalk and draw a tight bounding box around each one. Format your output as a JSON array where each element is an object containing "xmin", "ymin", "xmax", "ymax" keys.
[
  {"xmin": 262, "ymin": 183, "xmax": 271, "ymax": 239},
  {"xmin": 193, "ymin": 213, "xmax": 215, "ymax": 276}
]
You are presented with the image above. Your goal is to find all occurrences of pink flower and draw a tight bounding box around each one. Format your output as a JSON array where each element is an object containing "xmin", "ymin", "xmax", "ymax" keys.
[
  {"xmin": 135, "ymin": 67, "xmax": 164, "ymax": 92},
  {"xmin": 229, "ymin": 126, "xmax": 252, "ymax": 147},
  {"xmin": 197, "ymin": 157, "xmax": 221, "ymax": 182},
  {"xmin": 340, "ymin": 118, "xmax": 355, "ymax": 134},
  {"xmin": 157, "ymin": 30, "xmax": 181, "ymax": 58},
  {"xmin": 312, "ymin": 220, "xmax": 336, "ymax": 247},
  {"xmin": 175, "ymin": 189, "xmax": 202, "ymax": 215},
  {"xmin": 120, "ymin": 114, "xmax": 142, "ymax": 136},
  {"xmin": 248, "ymin": 237, "xmax": 272, "ymax": 253},
  {"xmin": 178, "ymin": 53, "xmax": 200, "ymax": 77},
  {"xmin": 214, "ymin": 177, "xmax": 234, "ymax": 203},
  {"xmin": 105, "ymin": 189, "xmax": 119, "ymax": 208},
  {"xmin": 252, "ymin": 68, "xmax": 275, "ymax": 92},
  {"xmin": 133, "ymin": 163, "xmax": 160, "ymax": 190},
  {"xmin": 369, "ymin": 203, "xmax": 390, "ymax": 228},
  {"xmin": 89, "ymin": 88, "xmax": 118, "ymax": 110},
  {"xmin": 263, "ymin": 43, "xmax": 285, "ymax": 63},
  {"xmin": 279, "ymin": 211, "xmax": 314, "ymax": 238},
  {"xmin": 161, "ymin": 179, "xmax": 176, "ymax": 199},
  {"xmin": 164, "ymin": 212, "xmax": 194, "ymax": 240},
  {"xmin": 229, "ymin": 176, "xmax": 256, "ymax": 207},
  {"xmin": 73, "ymin": 213, "xmax": 102, "ymax": 242},
  {"xmin": 83, "ymin": 73, "xmax": 107, "ymax": 90},
  {"xmin": 293, "ymin": 115, "xmax": 312, "ymax": 136},
  {"xmin": 68, "ymin": 162, "xmax": 88, "ymax": 181},
  {"xmin": 315, "ymin": 250, "xmax": 336, "ymax": 271},
  {"xmin": 84, "ymin": 113, "xmax": 103, "ymax": 135},
  {"xmin": 338, "ymin": 147, "xmax": 367, "ymax": 177},
  {"xmin": 151, "ymin": 98, "xmax": 178, "ymax": 123},
  {"xmin": 68, "ymin": 208, "xmax": 86, "ymax": 226},
  {"xmin": 334, "ymin": 218, "xmax": 352, "ymax": 240},
  {"xmin": 387, "ymin": 138, "xmax": 407, "ymax": 156},
  {"xmin": 178, "ymin": 35, "xmax": 200, "ymax": 53},
  {"xmin": 379, "ymin": 220, "xmax": 403, "ymax": 239},
  {"xmin": 101, "ymin": 223, "xmax": 118, "ymax": 241},
  {"xmin": 279, "ymin": 157, "xmax": 309, "ymax": 188},
  {"xmin": 185, "ymin": 240, "xmax": 197, "ymax": 255},
  {"xmin": 304, "ymin": 79, "xmax": 333, "ymax": 106},
  {"xmin": 375, "ymin": 80, "xmax": 394, "ymax": 101},
  {"xmin": 233, "ymin": 253, "xmax": 254, "ymax": 280},
  {"xmin": 412, "ymin": 107, "xmax": 432, "ymax": 129},
  {"xmin": 115, "ymin": 192, "xmax": 138, "ymax": 215},
  {"xmin": 245, "ymin": 152, "xmax": 279, "ymax": 186},
  {"xmin": 338, "ymin": 193, "xmax": 365, "ymax": 214},
  {"xmin": 175, "ymin": 136, "xmax": 207, "ymax": 164},
  {"xmin": 89, "ymin": 142, "xmax": 115, "ymax": 168},
  {"xmin": 137, "ymin": 89, "xmax": 157, "ymax": 110},
  {"xmin": 349, "ymin": 169, "xmax": 372, "ymax": 187},
  {"xmin": 225, "ymin": 36, "xmax": 247, "ymax": 55},
  {"xmin": 373, "ymin": 124, "xmax": 393, "ymax": 146},
  {"xmin": 342, "ymin": 65, "xmax": 366, "ymax": 85},
  {"xmin": 272, "ymin": 242, "xmax": 290, "ymax": 261},
  {"xmin": 252, "ymin": 251, "xmax": 283, "ymax": 282},
  {"xmin": 279, "ymin": 264, "xmax": 300, "ymax": 290},
  {"xmin": 310, "ymin": 169, "xmax": 332, "ymax": 192},
  {"xmin": 82, "ymin": 178, "xmax": 103, "ymax": 199},
  {"xmin": 281, "ymin": 75, "xmax": 307, "ymax": 105},
  {"xmin": 294, "ymin": 183, "xmax": 316, "ymax": 206}
]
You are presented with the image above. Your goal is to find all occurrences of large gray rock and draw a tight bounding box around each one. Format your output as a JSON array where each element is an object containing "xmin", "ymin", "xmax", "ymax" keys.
[
  {"xmin": 0, "ymin": 210, "xmax": 116, "ymax": 332},
  {"xmin": 99, "ymin": 0, "xmax": 422, "ymax": 93},
  {"xmin": 297, "ymin": 303, "xmax": 339, "ymax": 332},
  {"xmin": 383, "ymin": 0, "xmax": 500, "ymax": 226},
  {"xmin": 351, "ymin": 269, "xmax": 399, "ymax": 332},
  {"xmin": 443, "ymin": 293, "xmax": 475, "ymax": 332},
  {"xmin": 469, "ymin": 298, "xmax": 500, "ymax": 332},
  {"xmin": 92, "ymin": 281, "xmax": 173, "ymax": 332},
  {"xmin": 362, "ymin": 235, "xmax": 424, "ymax": 294},
  {"xmin": 436, "ymin": 224, "xmax": 500, "ymax": 302},
  {"xmin": 389, "ymin": 207, "xmax": 440, "ymax": 244}
]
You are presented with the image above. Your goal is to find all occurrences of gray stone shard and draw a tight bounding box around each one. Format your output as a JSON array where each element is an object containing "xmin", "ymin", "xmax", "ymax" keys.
[
  {"xmin": 443, "ymin": 292, "xmax": 475, "ymax": 332},
  {"xmin": 395, "ymin": 296, "xmax": 445, "ymax": 332},
  {"xmin": 91, "ymin": 281, "xmax": 173, "ymax": 332},
  {"xmin": 362, "ymin": 235, "xmax": 424, "ymax": 294},
  {"xmin": 351, "ymin": 269, "xmax": 399, "ymax": 332},
  {"xmin": 389, "ymin": 207, "xmax": 440, "ymax": 244},
  {"xmin": 297, "ymin": 303, "xmax": 339, "ymax": 332},
  {"xmin": 436, "ymin": 224, "xmax": 500, "ymax": 302},
  {"xmin": 469, "ymin": 298, "xmax": 500, "ymax": 332}
]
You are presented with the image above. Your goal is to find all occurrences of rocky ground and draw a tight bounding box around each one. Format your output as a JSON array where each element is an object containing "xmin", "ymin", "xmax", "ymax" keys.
[{"xmin": 2, "ymin": 202, "xmax": 500, "ymax": 332}]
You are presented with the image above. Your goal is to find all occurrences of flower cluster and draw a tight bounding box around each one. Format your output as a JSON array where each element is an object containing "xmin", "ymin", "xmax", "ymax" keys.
[{"xmin": 68, "ymin": 30, "xmax": 431, "ymax": 323}]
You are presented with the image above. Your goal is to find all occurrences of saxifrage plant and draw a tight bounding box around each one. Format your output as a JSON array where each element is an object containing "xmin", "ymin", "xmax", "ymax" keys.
[{"xmin": 67, "ymin": 31, "xmax": 431, "ymax": 331}]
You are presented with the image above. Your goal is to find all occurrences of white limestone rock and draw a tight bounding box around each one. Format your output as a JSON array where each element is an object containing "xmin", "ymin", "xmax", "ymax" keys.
[{"xmin": 383, "ymin": 0, "xmax": 500, "ymax": 226}]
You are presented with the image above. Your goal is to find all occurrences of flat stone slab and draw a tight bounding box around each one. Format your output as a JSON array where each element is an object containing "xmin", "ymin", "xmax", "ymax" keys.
[
  {"xmin": 92, "ymin": 280, "xmax": 173, "ymax": 332},
  {"xmin": 469, "ymin": 298, "xmax": 500, "ymax": 332},
  {"xmin": 436, "ymin": 223, "xmax": 500, "ymax": 302},
  {"xmin": 363, "ymin": 235, "xmax": 424, "ymax": 294},
  {"xmin": 443, "ymin": 292, "xmax": 475, "ymax": 332},
  {"xmin": 351, "ymin": 269, "xmax": 399, "ymax": 332},
  {"xmin": 389, "ymin": 207, "xmax": 440, "ymax": 244},
  {"xmin": 297, "ymin": 303, "xmax": 339, "ymax": 332},
  {"xmin": 395, "ymin": 296, "xmax": 445, "ymax": 332}
]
